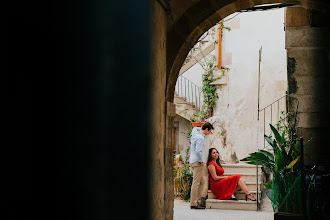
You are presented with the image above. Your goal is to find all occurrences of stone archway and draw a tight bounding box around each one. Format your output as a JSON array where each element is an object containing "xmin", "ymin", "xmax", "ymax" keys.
[
  {"xmin": 150, "ymin": 1, "xmax": 329, "ymax": 219},
  {"xmin": 165, "ymin": 0, "xmax": 328, "ymax": 102}
]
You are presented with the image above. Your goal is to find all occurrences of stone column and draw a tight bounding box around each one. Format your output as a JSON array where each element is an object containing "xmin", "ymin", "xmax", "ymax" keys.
[
  {"xmin": 165, "ymin": 101, "xmax": 176, "ymax": 220},
  {"xmin": 150, "ymin": 1, "xmax": 168, "ymax": 219},
  {"xmin": 285, "ymin": 7, "xmax": 330, "ymax": 164}
]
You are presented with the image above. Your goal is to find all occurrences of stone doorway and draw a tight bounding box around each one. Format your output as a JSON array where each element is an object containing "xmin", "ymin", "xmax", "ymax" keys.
[{"xmin": 150, "ymin": 0, "xmax": 330, "ymax": 219}]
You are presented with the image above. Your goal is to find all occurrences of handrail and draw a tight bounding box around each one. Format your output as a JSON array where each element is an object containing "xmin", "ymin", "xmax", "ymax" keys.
[
  {"xmin": 256, "ymin": 93, "xmax": 288, "ymax": 210},
  {"xmin": 175, "ymin": 75, "xmax": 201, "ymax": 110},
  {"xmin": 258, "ymin": 94, "xmax": 288, "ymax": 150},
  {"xmin": 259, "ymin": 95, "xmax": 287, "ymax": 112}
]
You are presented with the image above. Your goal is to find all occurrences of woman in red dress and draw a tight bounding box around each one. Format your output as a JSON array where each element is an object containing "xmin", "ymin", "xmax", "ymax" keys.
[{"xmin": 207, "ymin": 148, "xmax": 256, "ymax": 201}]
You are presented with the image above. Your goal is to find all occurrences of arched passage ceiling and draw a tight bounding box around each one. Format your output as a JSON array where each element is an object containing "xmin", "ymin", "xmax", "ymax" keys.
[{"xmin": 165, "ymin": 0, "xmax": 328, "ymax": 102}]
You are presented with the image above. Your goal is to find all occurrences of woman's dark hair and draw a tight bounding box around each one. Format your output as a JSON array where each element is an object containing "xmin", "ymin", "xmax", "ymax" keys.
[{"xmin": 207, "ymin": 148, "xmax": 222, "ymax": 167}]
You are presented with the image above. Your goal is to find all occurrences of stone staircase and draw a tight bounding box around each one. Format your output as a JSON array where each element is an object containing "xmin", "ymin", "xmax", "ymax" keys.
[
  {"xmin": 206, "ymin": 163, "xmax": 263, "ymax": 211},
  {"xmin": 174, "ymin": 92, "xmax": 199, "ymax": 121}
]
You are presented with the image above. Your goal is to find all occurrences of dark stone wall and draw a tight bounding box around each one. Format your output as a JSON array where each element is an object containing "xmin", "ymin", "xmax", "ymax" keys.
[
  {"xmin": 6, "ymin": 0, "xmax": 151, "ymax": 219},
  {"xmin": 285, "ymin": 7, "xmax": 330, "ymax": 164}
]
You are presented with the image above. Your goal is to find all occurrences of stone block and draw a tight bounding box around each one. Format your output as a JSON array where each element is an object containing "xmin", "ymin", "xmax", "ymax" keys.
[
  {"xmin": 285, "ymin": 7, "xmax": 310, "ymax": 27},
  {"xmin": 297, "ymin": 112, "xmax": 330, "ymax": 128},
  {"xmin": 222, "ymin": 163, "xmax": 262, "ymax": 173},
  {"xmin": 297, "ymin": 127, "xmax": 330, "ymax": 165},
  {"xmin": 287, "ymin": 48, "xmax": 330, "ymax": 76},
  {"xmin": 216, "ymin": 3, "xmax": 239, "ymax": 19},
  {"xmin": 224, "ymin": 173, "xmax": 262, "ymax": 182},
  {"xmin": 289, "ymin": 75, "xmax": 330, "ymax": 95},
  {"xmin": 206, "ymin": 199, "xmax": 257, "ymax": 210},
  {"xmin": 285, "ymin": 27, "xmax": 329, "ymax": 48},
  {"xmin": 288, "ymin": 94, "xmax": 330, "ymax": 113}
]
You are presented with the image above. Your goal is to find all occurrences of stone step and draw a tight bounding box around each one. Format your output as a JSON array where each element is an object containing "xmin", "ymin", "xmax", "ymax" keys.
[
  {"xmin": 221, "ymin": 163, "xmax": 262, "ymax": 174},
  {"xmin": 224, "ymin": 173, "xmax": 262, "ymax": 182},
  {"xmin": 208, "ymin": 190, "xmax": 261, "ymax": 201},
  {"xmin": 206, "ymin": 199, "xmax": 257, "ymax": 211}
]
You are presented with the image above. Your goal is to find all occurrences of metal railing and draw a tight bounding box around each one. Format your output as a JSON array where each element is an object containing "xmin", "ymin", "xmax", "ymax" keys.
[
  {"xmin": 175, "ymin": 75, "xmax": 201, "ymax": 110},
  {"xmin": 255, "ymin": 93, "xmax": 288, "ymax": 209},
  {"xmin": 258, "ymin": 93, "xmax": 288, "ymax": 150}
]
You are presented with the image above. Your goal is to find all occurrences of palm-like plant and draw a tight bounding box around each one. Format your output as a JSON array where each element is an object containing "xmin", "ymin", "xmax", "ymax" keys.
[
  {"xmin": 241, "ymin": 124, "xmax": 310, "ymax": 214},
  {"xmin": 241, "ymin": 124, "xmax": 310, "ymax": 175}
]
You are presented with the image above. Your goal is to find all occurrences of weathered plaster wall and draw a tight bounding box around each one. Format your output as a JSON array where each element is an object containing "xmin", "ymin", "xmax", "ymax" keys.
[
  {"xmin": 183, "ymin": 9, "xmax": 287, "ymax": 163},
  {"xmin": 174, "ymin": 115, "xmax": 191, "ymax": 162}
]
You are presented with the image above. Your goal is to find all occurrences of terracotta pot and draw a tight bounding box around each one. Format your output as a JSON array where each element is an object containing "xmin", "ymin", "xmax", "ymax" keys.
[{"xmin": 191, "ymin": 122, "xmax": 204, "ymax": 127}]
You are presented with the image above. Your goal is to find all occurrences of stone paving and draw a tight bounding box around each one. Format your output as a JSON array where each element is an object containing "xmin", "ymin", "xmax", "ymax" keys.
[{"xmin": 174, "ymin": 189, "xmax": 274, "ymax": 220}]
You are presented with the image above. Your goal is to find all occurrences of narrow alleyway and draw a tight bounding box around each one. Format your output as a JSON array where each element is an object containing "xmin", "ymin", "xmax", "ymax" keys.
[{"xmin": 174, "ymin": 189, "xmax": 274, "ymax": 220}]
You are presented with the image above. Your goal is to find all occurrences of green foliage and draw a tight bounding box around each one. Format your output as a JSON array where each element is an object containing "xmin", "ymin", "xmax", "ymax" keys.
[
  {"xmin": 199, "ymin": 54, "xmax": 224, "ymax": 119},
  {"xmin": 174, "ymin": 163, "xmax": 193, "ymax": 201},
  {"xmin": 275, "ymin": 111, "xmax": 296, "ymax": 143},
  {"xmin": 240, "ymin": 118, "xmax": 311, "ymax": 214},
  {"xmin": 241, "ymin": 123, "xmax": 310, "ymax": 175},
  {"xmin": 218, "ymin": 19, "xmax": 231, "ymax": 39},
  {"xmin": 263, "ymin": 183, "xmax": 272, "ymax": 189}
]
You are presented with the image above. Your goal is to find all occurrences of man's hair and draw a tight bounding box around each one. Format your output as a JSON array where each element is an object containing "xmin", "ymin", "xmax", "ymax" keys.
[{"xmin": 201, "ymin": 122, "xmax": 214, "ymax": 131}]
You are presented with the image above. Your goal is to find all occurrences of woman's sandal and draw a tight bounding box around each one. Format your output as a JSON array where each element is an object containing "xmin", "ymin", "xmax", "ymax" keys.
[{"xmin": 245, "ymin": 193, "xmax": 256, "ymax": 201}]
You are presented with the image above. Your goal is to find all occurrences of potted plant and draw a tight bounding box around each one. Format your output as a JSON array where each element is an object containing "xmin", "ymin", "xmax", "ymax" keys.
[
  {"xmin": 240, "ymin": 123, "xmax": 310, "ymax": 218},
  {"xmin": 179, "ymin": 110, "xmax": 206, "ymax": 127}
]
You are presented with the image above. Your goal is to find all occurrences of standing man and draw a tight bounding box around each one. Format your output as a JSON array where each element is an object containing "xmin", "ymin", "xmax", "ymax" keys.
[{"xmin": 189, "ymin": 122, "xmax": 214, "ymax": 209}]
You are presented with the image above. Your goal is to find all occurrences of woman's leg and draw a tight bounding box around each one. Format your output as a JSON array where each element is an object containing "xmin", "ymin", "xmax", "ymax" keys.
[
  {"xmin": 234, "ymin": 179, "xmax": 244, "ymax": 192},
  {"xmin": 234, "ymin": 185, "xmax": 241, "ymax": 193},
  {"xmin": 237, "ymin": 178, "xmax": 256, "ymax": 200}
]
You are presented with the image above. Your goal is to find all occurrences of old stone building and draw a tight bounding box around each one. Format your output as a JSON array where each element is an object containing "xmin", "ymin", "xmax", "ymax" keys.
[
  {"xmin": 174, "ymin": 8, "xmax": 288, "ymax": 164},
  {"xmin": 7, "ymin": 0, "xmax": 329, "ymax": 219},
  {"xmin": 151, "ymin": 0, "xmax": 329, "ymax": 219}
]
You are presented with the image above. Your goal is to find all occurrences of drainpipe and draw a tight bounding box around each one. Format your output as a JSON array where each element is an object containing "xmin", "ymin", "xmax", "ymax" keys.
[{"xmin": 218, "ymin": 23, "xmax": 222, "ymax": 69}]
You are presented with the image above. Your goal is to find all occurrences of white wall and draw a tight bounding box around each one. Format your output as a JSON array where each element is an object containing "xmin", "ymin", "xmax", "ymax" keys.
[
  {"xmin": 182, "ymin": 8, "xmax": 287, "ymax": 163},
  {"xmin": 174, "ymin": 115, "xmax": 191, "ymax": 163}
]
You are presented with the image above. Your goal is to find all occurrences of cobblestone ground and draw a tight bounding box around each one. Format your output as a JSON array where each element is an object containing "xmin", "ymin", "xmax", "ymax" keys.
[{"xmin": 174, "ymin": 190, "xmax": 274, "ymax": 220}]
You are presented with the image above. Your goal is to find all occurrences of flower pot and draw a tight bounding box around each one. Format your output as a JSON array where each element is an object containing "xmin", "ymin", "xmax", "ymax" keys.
[{"xmin": 191, "ymin": 122, "xmax": 204, "ymax": 127}]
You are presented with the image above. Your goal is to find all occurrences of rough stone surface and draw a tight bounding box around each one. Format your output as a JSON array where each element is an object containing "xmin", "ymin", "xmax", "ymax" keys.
[
  {"xmin": 150, "ymin": 2, "xmax": 167, "ymax": 219},
  {"xmin": 285, "ymin": 8, "xmax": 330, "ymax": 165},
  {"xmin": 150, "ymin": 1, "xmax": 330, "ymax": 219}
]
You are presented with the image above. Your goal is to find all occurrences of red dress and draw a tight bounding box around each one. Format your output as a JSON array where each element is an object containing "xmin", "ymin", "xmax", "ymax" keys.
[{"xmin": 208, "ymin": 161, "xmax": 241, "ymax": 200}]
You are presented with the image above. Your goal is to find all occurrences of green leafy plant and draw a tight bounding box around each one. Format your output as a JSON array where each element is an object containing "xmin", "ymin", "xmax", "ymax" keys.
[
  {"xmin": 218, "ymin": 19, "xmax": 231, "ymax": 39},
  {"xmin": 240, "ymin": 123, "xmax": 311, "ymax": 214},
  {"xmin": 175, "ymin": 163, "xmax": 193, "ymax": 201},
  {"xmin": 275, "ymin": 111, "xmax": 296, "ymax": 143},
  {"xmin": 199, "ymin": 55, "xmax": 224, "ymax": 119}
]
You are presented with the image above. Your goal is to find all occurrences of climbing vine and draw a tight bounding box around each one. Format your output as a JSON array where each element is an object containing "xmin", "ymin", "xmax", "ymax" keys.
[
  {"xmin": 218, "ymin": 19, "xmax": 231, "ymax": 38},
  {"xmin": 190, "ymin": 20, "xmax": 231, "ymax": 120},
  {"xmin": 198, "ymin": 55, "xmax": 221, "ymax": 119}
]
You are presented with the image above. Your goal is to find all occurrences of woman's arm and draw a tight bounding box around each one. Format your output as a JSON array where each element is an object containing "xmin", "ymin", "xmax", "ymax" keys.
[{"xmin": 208, "ymin": 164, "xmax": 226, "ymax": 181}]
